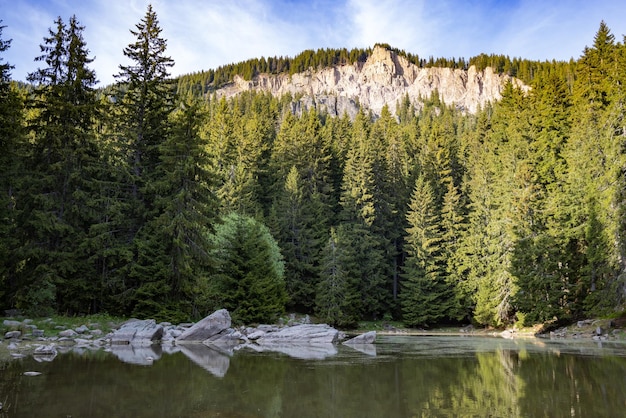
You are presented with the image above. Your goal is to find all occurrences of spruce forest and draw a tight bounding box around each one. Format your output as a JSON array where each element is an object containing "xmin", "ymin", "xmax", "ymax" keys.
[{"xmin": 1, "ymin": 6, "xmax": 625, "ymax": 328}]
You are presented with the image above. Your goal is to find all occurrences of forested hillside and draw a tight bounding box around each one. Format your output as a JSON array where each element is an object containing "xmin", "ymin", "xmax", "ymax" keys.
[{"xmin": 1, "ymin": 7, "xmax": 624, "ymax": 327}]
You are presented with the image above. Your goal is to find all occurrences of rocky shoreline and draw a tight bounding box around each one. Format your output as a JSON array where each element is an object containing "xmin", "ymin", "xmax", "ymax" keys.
[
  {"xmin": 3, "ymin": 309, "xmax": 624, "ymax": 371},
  {"xmin": 1, "ymin": 309, "xmax": 377, "ymax": 369}
]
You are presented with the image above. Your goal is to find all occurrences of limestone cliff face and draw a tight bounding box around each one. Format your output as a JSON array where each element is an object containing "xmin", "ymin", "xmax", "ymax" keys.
[{"xmin": 215, "ymin": 45, "xmax": 528, "ymax": 118}]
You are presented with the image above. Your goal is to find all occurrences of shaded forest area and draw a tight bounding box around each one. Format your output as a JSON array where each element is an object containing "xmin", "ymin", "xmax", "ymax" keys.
[{"xmin": 1, "ymin": 6, "xmax": 625, "ymax": 328}]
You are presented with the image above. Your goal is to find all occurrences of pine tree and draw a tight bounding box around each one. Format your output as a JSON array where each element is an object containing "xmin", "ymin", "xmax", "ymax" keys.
[
  {"xmin": 14, "ymin": 15, "xmax": 100, "ymax": 314},
  {"xmin": 207, "ymin": 213, "xmax": 287, "ymax": 324},
  {"xmin": 401, "ymin": 176, "xmax": 454, "ymax": 326},
  {"xmin": 315, "ymin": 226, "xmax": 362, "ymax": 327},
  {"xmin": 0, "ymin": 22, "xmax": 24, "ymax": 308},
  {"xmin": 269, "ymin": 109, "xmax": 335, "ymax": 312},
  {"xmin": 113, "ymin": 5, "xmax": 176, "ymax": 315},
  {"xmin": 136, "ymin": 101, "xmax": 220, "ymax": 320},
  {"xmin": 336, "ymin": 111, "xmax": 389, "ymax": 319}
]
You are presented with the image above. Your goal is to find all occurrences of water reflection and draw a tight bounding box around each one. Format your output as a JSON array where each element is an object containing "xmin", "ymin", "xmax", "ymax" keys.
[
  {"xmin": 177, "ymin": 344, "xmax": 230, "ymax": 377},
  {"xmin": 0, "ymin": 336, "xmax": 625, "ymax": 418},
  {"xmin": 109, "ymin": 343, "xmax": 162, "ymax": 366}
]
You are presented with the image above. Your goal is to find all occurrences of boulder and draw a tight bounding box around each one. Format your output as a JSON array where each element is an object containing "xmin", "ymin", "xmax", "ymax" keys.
[
  {"xmin": 177, "ymin": 309, "xmax": 231, "ymax": 343},
  {"xmin": 58, "ymin": 329, "xmax": 78, "ymax": 338},
  {"xmin": 110, "ymin": 319, "xmax": 163, "ymax": 344},
  {"xmin": 343, "ymin": 331, "xmax": 376, "ymax": 345},
  {"xmin": 75, "ymin": 325, "xmax": 90, "ymax": 334},
  {"xmin": 3, "ymin": 320, "xmax": 22, "ymax": 328},
  {"xmin": 256, "ymin": 324, "xmax": 340, "ymax": 345},
  {"xmin": 4, "ymin": 330, "xmax": 21, "ymax": 339},
  {"xmin": 204, "ymin": 329, "xmax": 246, "ymax": 347},
  {"xmin": 33, "ymin": 344, "xmax": 57, "ymax": 362}
]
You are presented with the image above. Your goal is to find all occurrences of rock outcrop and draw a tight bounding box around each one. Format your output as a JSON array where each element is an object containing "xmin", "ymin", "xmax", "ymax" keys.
[
  {"xmin": 343, "ymin": 331, "xmax": 376, "ymax": 345},
  {"xmin": 110, "ymin": 319, "xmax": 163, "ymax": 345},
  {"xmin": 176, "ymin": 309, "xmax": 232, "ymax": 343},
  {"xmin": 215, "ymin": 45, "xmax": 528, "ymax": 118},
  {"xmin": 255, "ymin": 324, "xmax": 340, "ymax": 345}
]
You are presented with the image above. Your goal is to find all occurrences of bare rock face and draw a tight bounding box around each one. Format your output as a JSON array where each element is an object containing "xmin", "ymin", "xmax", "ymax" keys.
[
  {"xmin": 255, "ymin": 324, "xmax": 340, "ymax": 345},
  {"xmin": 176, "ymin": 309, "xmax": 231, "ymax": 343},
  {"xmin": 343, "ymin": 331, "xmax": 377, "ymax": 345},
  {"xmin": 110, "ymin": 319, "xmax": 163, "ymax": 345},
  {"xmin": 216, "ymin": 45, "xmax": 528, "ymax": 118}
]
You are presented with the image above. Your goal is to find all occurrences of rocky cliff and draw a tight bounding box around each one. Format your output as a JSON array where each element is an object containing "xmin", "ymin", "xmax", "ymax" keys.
[{"xmin": 215, "ymin": 45, "xmax": 528, "ymax": 118}]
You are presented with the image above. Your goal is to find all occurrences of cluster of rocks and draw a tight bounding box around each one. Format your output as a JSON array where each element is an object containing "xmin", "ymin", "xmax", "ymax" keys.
[
  {"xmin": 2, "ymin": 318, "xmax": 111, "ymax": 362},
  {"xmin": 109, "ymin": 309, "xmax": 374, "ymax": 350},
  {"xmin": 2, "ymin": 310, "xmax": 377, "ymax": 373}
]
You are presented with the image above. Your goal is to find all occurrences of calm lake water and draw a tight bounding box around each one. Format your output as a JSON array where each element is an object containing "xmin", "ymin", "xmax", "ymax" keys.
[{"xmin": 1, "ymin": 335, "xmax": 625, "ymax": 418}]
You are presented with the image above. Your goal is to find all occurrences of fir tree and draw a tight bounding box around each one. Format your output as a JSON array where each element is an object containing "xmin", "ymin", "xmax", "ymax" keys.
[
  {"xmin": 14, "ymin": 15, "xmax": 100, "ymax": 314},
  {"xmin": 401, "ymin": 176, "xmax": 454, "ymax": 327},
  {"xmin": 207, "ymin": 213, "xmax": 287, "ymax": 324}
]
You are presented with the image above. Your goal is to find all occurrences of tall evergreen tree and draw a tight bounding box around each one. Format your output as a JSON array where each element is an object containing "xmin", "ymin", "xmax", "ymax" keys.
[
  {"xmin": 0, "ymin": 22, "xmax": 24, "ymax": 309},
  {"xmin": 401, "ymin": 176, "xmax": 454, "ymax": 326},
  {"xmin": 113, "ymin": 5, "xmax": 176, "ymax": 314},
  {"xmin": 315, "ymin": 226, "xmax": 363, "ymax": 327},
  {"xmin": 269, "ymin": 110, "xmax": 335, "ymax": 312},
  {"xmin": 13, "ymin": 15, "xmax": 100, "ymax": 314},
  {"xmin": 134, "ymin": 101, "xmax": 220, "ymax": 320}
]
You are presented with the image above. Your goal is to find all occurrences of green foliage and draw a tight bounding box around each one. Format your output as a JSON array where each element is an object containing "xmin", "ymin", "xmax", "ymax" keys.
[
  {"xmin": 401, "ymin": 176, "xmax": 455, "ymax": 327},
  {"xmin": 3, "ymin": 14, "xmax": 626, "ymax": 330},
  {"xmin": 207, "ymin": 213, "xmax": 287, "ymax": 324}
]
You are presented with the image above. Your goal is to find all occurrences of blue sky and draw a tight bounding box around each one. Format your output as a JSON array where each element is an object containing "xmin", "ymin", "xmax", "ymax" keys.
[{"xmin": 1, "ymin": 0, "xmax": 626, "ymax": 86}]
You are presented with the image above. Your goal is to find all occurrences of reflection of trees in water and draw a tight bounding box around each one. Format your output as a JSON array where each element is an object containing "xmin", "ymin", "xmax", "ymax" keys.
[
  {"xmin": 2, "ymin": 344, "xmax": 626, "ymax": 417},
  {"xmin": 0, "ymin": 360, "xmax": 23, "ymax": 418}
]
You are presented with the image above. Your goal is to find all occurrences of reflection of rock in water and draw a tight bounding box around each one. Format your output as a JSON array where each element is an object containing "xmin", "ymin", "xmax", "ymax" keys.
[
  {"xmin": 109, "ymin": 343, "xmax": 162, "ymax": 366},
  {"xmin": 247, "ymin": 343, "xmax": 338, "ymax": 360},
  {"xmin": 344, "ymin": 343, "xmax": 377, "ymax": 357},
  {"xmin": 178, "ymin": 344, "xmax": 230, "ymax": 378}
]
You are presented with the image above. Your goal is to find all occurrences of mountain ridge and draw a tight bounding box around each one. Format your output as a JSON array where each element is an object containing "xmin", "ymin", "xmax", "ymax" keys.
[{"xmin": 212, "ymin": 45, "xmax": 529, "ymax": 118}]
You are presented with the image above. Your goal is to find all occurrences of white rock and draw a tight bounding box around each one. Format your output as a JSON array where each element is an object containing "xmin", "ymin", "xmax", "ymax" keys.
[
  {"xmin": 177, "ymin": 309, "xmax": 231, "ymax": 343},
  {"xmin": 216, "ymin": 45, "xmax": 528, "ymax": 119}
]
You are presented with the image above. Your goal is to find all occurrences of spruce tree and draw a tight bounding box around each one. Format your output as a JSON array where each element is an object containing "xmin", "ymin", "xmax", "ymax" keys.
[
  {"xmin": 114, "ymin": 5, "xmax": 176, "ymax": 315},
  {"xmin": 401, "ymin": 176, "xmax": 454, "ymax": 327},
  {"xmin": 137, "ymin": 101, "xmax": 220, "ymax": 320},
  {"xmin": 14, "ymin": 15, "xmax": 100, "ymax": 314},
  {"xmin": 207, "ymin": 213, "xmax": 287, "ymax": 324},
  {"xmin": 0, "ymin": 22, "xmax": 24, "ymax": 309},
  {"xmin": 315, "ymin": 226, "xmax": 363, "ymax": 327}
]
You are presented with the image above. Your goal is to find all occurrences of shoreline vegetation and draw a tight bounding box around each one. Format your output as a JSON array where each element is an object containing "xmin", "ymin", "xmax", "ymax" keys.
[
  {"xmin": 3, "ymin": 309, "xmax": 624, "ymax": 345},
  {"xmin": 2, "ymin": 8, "xmax": 626, "ymax": 334}
]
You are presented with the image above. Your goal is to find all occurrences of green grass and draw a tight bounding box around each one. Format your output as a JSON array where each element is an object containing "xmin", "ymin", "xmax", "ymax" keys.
[{"xmin": 1, "ymin": 313, "xmax": 126, "ymax": 338}]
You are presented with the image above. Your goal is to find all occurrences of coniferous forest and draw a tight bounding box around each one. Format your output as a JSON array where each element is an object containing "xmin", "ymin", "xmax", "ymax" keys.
[{"xmin": 1, "ymin": 6, "xmax": 625, "ymax": 327}]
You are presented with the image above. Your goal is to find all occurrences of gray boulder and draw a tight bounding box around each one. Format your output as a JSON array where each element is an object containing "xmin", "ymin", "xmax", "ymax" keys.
[
  {"xmin": 75, "ymin": 325, "xmax": 90, "ymax": 334},
  {"xmin": 58, "ymin": 329, "xmax": 78, "ymax": 338},
  {"xmin": 343, "ymin": 331, "xmax": 376, "ymax": 345},
  {"xmin": 4, "ymin": 330, "xmax": 21, "ymax": 339},
  {"xmin": 177, "ymin": 309, "xmax": 231, "ymax": 343},
  {"xmin": 204, "ymin": 328, "xmax": 246, "ymax": 347},
  {"xmin": 256, "ymin": 324, "xmax": 340, "ymax": 345},
  {"xmin": 110, "ymin": 319, "xmax": 163, "ymax": 345},
  {"xmin": 33, "ymin": 344, "xmax": 58, "ymax": 362},
  {"xmin": 3, "ymin": 320, "xmax": 22, "ymax": 328}
]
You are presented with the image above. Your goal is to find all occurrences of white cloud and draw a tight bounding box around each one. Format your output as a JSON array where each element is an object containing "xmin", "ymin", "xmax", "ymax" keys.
[{"xmin": 2, "ymin": 0, "xmax": 626, "ymax": 86}]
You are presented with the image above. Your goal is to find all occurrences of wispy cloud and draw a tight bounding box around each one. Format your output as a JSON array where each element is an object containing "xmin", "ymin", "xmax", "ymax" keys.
[{"xmin": 1, "ymin": 0, "xmax": 625, "ymax": 86}]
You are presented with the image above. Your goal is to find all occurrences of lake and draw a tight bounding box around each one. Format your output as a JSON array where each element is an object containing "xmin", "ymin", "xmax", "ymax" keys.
[{"xmin": 1, "ymin": 335, "xmax": 625, "ymax": 417}]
